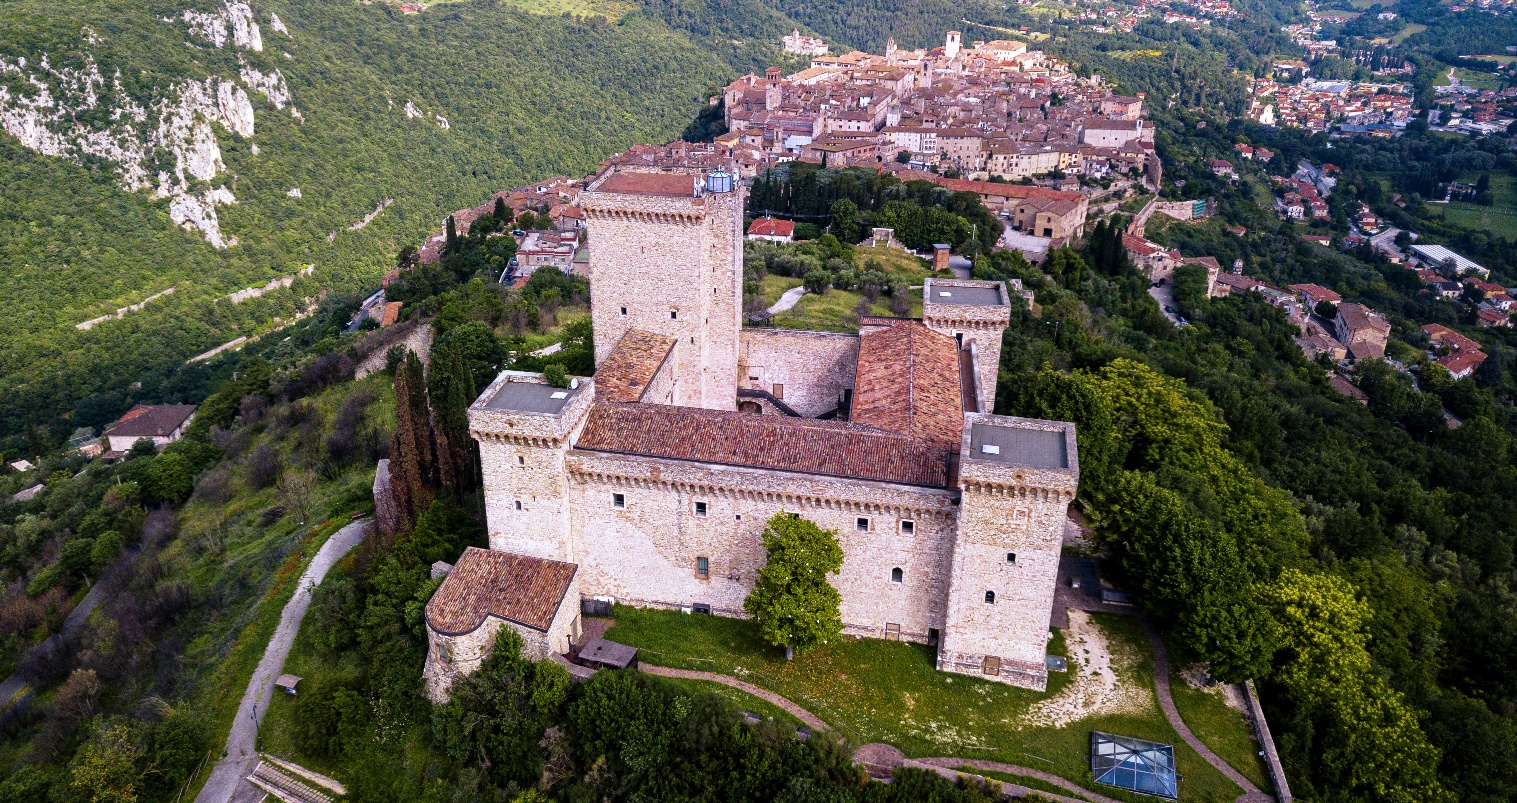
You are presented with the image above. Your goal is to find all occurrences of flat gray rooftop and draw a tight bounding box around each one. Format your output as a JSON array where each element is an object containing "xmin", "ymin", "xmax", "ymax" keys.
[
  {"xmin": 930, "ymin": 285, "xmax": 1004, "ymax": 306},
  {"xmin": 970, "ymin": 422, "xmax": 1068, "ymax": 469},
  {"xmin": 484, "ymin": 381, "xmax": 579, "ymax": 414}
]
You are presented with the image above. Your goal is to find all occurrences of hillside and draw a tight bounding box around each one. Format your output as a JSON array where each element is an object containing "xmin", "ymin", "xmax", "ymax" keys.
[{"xmin": 0, "ymin": 0, "xmax": 757, "ymax": 447}]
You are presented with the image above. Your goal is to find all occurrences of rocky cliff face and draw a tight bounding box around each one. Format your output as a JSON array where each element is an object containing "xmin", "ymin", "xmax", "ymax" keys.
[{"xmin": 0, "ymin": 1, "xmax": 298, "ymax": 247}]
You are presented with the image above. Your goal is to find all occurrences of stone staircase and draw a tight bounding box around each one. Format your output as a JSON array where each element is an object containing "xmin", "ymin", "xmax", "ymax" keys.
[{"xmin": 245, "ymin": 755, "xmax": 346, "ymax": 803}]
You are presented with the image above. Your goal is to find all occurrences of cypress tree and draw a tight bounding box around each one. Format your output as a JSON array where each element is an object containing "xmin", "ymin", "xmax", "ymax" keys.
[
  {"xmin": 389, "ymin": 350, "xmax": 436, "ymax": 535},
  {"xmin": 429, "ymin": 341, "xmax": 477, "ymax": 502},
  {"xmin": 493, "ymin": 196, "xmax": 509, "ymax": 226},
  {"xmin": 444, "ymin": 215, "xmax": 459, "ymax": 256}
]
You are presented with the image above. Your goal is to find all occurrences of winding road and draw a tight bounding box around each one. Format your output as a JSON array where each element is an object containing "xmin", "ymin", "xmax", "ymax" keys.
[{"xmin": 194, "ymin": 519, "xmax": 370, "ymax": 803}]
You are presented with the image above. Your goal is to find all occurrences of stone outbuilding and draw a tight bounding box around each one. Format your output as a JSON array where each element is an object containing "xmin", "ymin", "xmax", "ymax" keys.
[{"xmin": 422, "ymin": 547, "xmax": 582, "ymax": 702}]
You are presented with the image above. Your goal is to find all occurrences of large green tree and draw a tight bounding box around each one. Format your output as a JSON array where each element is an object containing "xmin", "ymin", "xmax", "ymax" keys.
[{"xmin": 743, "ymin": 513, "xmax": 845, "ymax": 660}]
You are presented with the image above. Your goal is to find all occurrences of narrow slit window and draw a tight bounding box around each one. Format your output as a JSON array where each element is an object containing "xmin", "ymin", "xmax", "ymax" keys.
[
  {"xmin": 671, "ymin": 310, "xmax": 678, "ymax": 319},
  {"xmin": 891, "ymin": 567, "xmax": 903, "ymax": 583},
  {"xmin": 612, "ymin": 493, "xmax": 626, "ymax": 509},
  {"xmin": 518, "ymin": 455, "xmax": 525, "ymax": 465},
  {"xmin": 514, "ymin": 500, "xmax": 522, "ymax": 511}
]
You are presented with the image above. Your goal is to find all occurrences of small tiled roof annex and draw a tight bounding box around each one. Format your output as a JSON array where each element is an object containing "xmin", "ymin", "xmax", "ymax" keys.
[
  {"xmin": 575, "ymin": 402, "xmax": 952, "ymax": 488},
  {"xmin": 103, "ymin": 404, "xmax": 197, "ymax": 439},
  {"xmin": 850, "ymin": 319, "xmax": 965, "ymax": 449},
  {"xmin": 425, "ymin": 547, "xmax": 578, "ymax": 636},
  {"xmin": 596, "ymin": 330, "xmax": 676, "ymax": 403}
]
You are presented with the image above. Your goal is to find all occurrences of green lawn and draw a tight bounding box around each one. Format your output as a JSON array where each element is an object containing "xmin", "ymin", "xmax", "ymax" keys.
[
  {"xmin": 657, "ymin": 677, "xmax": 810, "ymax": 730},
  {"xmin": 1119, "ymin": 193, "xmax": 1153, "ymax": 215},
  {"xmin": 854, "ymin": 245, "xmax": 932, "ymax": 279},
  {"xmin": 1434, "ymin": 66, "xmax": 1502, "ymax": 90},
  {"xmin": 753, "ymin": 273, "xmax": 925, "ymax": 333},
  {"xmin": 605, "ymin": 606, "xmax": 1251, "ymax": 803},
  {"xmin": 1168, "ymin": 670, "xmax": 1271, "ymax": 790},
  {"xmin": 1437, "ymin": 174, "xmax": 1517, "ymax": 239}
]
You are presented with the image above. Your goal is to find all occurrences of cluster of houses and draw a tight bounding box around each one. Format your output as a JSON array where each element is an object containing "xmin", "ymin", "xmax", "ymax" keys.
[
  {"xmin": 1246, "ymin": 77, "xmax": 1415, "ymax": 135},
  {"xmin": 1069, "ymin": 0, "xmax": 1238, "ymax": 34},
  {"xmin": 717, "ymin": 32, "xmax": 1161, "ymax": 186},
  {"xmin": 1430, "ymin": 84, "xmax": 1517, "ymax": 137}
]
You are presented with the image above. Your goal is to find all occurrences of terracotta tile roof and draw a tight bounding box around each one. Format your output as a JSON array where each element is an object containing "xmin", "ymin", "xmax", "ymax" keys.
[
  {"xmin": 1289, "ymin": 283, "xmax": 1341, "ymax": 303},
  {"xmin": 1337, "ymin": 302, "xmax": 1390, "ymax": 335},
  {"xmin": 1328, "ymin": 374, "xmax": 1369, "ymax": 402},
  {"xmin": 103, "ymin": 405, "xmax": 197, "ymax": 439},
  {"xmin": 932, "ymin": 176, "xmax": 1084, "ymax": 203},
  {"xmin": 596, "ymin": 330, "xmax": 675, "ymax": 403},
  {"xmin": 425, "ymin": 547, "xmax": 577, "ymax": 636},
  {"xmin": 380, "ymin": 301, "xmax": 402, "ymax": 327},
  {"xmin": 575, "ymin": 402, "xmax": 952, "ymax": 488},
  {"xmin": 850, "ymin": 319, "xmax": 964, "ymax": 448},
  {"xmin": 1422, "ymin": 323, "xmax": 1483, "ymax": 353},
  {"xmin": 1439, "ymin": 350, "xmax": 1488, "ymax": 377},
  {"xmin": 747, "ymin": 217, "xmax": 795, "ymax": 237},
  {"xmin": 596, "ymin": 171, "xmax": 698, "ymax": 197}
]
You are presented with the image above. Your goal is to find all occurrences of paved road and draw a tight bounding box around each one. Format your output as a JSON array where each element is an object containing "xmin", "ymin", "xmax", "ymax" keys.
[
  {"xmin": 0, "ymin": 568, "xmax": 116, "ymax": 706},
  {"xmin": 1148, "ymin": 283, "xmax": 1182, "ymax": 325},
  {"xmin": 195, "ymin": 520, "xmax": 370, "ymax": 803}
]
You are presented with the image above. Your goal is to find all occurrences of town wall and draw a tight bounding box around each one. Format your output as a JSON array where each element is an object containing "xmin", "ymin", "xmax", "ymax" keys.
[
  {"xmin": 563, "ymin": 450, "xmax": 958, "ymax": 642},
  {"xmin": 738, "ymin": 329, "xmax": 860, "ymax": 417}
]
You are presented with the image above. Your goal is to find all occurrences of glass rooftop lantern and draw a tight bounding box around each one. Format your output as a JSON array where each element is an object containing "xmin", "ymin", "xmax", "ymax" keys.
[{"xmin": 1091, "ymin": 731, "xmax": 1178, "ymax": 799}]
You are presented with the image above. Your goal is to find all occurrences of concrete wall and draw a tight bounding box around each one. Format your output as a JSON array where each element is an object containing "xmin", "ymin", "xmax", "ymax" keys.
[{"xmin": 738, "ymin": 329, "xmax": 860, "ymax": 417}]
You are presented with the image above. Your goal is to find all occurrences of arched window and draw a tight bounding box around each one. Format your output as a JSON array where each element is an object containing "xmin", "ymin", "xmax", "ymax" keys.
[
  {"xmin": 984, "ymin": 590, "xmax": 996, "ymax": 604},
  {"xmin": 891, "ymin": 567, "xmax": 904, "ymax": 583}
]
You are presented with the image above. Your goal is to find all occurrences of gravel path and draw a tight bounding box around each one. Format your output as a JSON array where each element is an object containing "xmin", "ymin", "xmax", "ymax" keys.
[
  {"xmin": 637, "ymin": 664, "xmax": 829, "ymax": 731},
  {"xmin": 1141, "ymin": 620, "xmax": 1273, "ymax": 803},
  {"xmin": 913, "ymin": 756, "xmax": 1122, "ymax": 803},
  {"xmin": 766, "ymin": 286, "xmax": 807, "ymax": 316},
  {"xmin": 194, "ymin": 520, "xmax": 370, "ymax": 803}
]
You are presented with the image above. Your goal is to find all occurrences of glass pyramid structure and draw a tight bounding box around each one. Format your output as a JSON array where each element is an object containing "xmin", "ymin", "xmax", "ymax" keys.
[{"xmin": 1091, "ymin": 731, "xmax": 1179, "ymax": 799}]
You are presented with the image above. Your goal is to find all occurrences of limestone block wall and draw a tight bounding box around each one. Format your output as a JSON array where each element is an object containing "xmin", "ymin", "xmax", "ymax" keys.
[
  {"xmin": 582, "ymin": 170, "xmax": 744, "ymax": 410},
  {"xmin": 738, "ymin": 329, "xmax": 860, "ymax": 417},
  {"xmin": 564, "ymin": 450, "xmax": 957, "ymax": 642},
  {"xmin": 422, "ymin": 573, "xmax": 580, "ymax": 703},
  {"xmin": 423, "ymin": 617, "xmax": 550, "ymax": 703},
  {"xmin": 923, "ymin": 279, "xmax": 1011, "ymax": 411},
  {"xmin": 641, "ymin": 348, "xmax": 679, "ymax": 405},
  {"xmin": 471, "ymin": 372, "xmax": 594, "ymax": 563},
  {"xmin": 939, "ymin": 415, "xmax": 1078, "ymax": 691}
]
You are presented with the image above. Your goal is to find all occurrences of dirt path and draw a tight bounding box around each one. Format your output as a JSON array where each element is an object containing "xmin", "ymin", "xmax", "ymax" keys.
[
  {"xmin": 194, "ymin": 520, "xmax": 370, "ymax": 803},
  {"xmin": 637, "ymin": 664, "xmax": 829, "ymax": 731},
  {"xmin": 914, "ymin": 756, "xmax": 1124, "ymax": 803},
  {"xmin": 1141, "ymin": 619, "xmax": 1273, "ymax": 803}
]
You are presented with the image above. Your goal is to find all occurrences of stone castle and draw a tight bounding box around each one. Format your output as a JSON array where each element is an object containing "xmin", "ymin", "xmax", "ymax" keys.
[{"xmin": 421, "ymin": 164, "xmax": 1079, "ymax": 701}]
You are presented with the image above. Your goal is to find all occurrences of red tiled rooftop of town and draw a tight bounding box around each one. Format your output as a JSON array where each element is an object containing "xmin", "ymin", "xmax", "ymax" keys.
[{"xmin": 747, "ymin": 217, "xmax": 795, "ymax": 238}]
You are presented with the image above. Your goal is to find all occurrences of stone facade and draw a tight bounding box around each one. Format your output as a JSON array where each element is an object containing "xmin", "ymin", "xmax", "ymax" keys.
[{"xmin": 738, "ymin": 329, "xmax": 859, "ymax": 417}]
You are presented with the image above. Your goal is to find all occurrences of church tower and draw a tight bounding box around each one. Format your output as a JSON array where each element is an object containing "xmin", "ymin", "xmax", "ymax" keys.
[
  {"xmin": 945, "ymin": 30, "xmax": 962, "ymax": 60},
  {"xmin": 581, "ymin": 168, "xmax": 745, "ymax": 410}
]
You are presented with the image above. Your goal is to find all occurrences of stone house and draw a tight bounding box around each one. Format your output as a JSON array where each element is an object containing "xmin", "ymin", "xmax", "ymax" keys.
[
  {"xmin": 103, "ymin": 405, "xmax": 197, "ymax": 452},
  {"xmin": 1333, "ymin": 302, "xmax": 1391, "ymax": 359},
  {"xmin": 423, "ymin": 164, "xmax": 1080, "ymax": 697}
]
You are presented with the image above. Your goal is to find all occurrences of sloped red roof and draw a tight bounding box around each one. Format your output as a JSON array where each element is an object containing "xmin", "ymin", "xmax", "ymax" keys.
[
  {"xmin": 596, "ymin": 172, "xmax": 698, "ymax": 197},
  {"xmin": 575, "ymin": 402, "xmax": 952, "ymax": 488},
  {"xmin": 425, "ymin": 547, "xmax": 577, "ymax": 635},
  {"xmin": 747, "ymin": 217, "xmax": 795, "ymax": 237},
  {"xmin": 850, "ymin": 319, "xmax": 964, "ymax": 449},
  {"xmin": 595, "ymin": 330, "xmax": 675, "ymax": 403},
  {"xmin": 103, "ymin": 405, "xmax": 197, "ymax": 439}
]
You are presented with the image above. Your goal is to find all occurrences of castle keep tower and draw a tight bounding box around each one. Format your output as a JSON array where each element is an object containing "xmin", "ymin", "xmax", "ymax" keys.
[
  {"xmin": 581, "ymin": 168, "xmax": 745, "ymax": 410},
  {"xmin": 922, "ymin": 278, "xmax": 1012, "ymax": 413}
]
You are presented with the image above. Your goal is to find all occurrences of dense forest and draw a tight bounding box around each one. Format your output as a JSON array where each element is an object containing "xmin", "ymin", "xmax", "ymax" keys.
[{"xmin": 0, "ymin": 0, "xmax": 748, "ymax": 453}]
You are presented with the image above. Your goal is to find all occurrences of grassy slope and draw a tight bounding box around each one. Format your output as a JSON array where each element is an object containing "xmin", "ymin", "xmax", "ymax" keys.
[
  {"xmin": 0, "ymin": 0, "xmax": 744, "ymax": 435},
  {"xmin": 1438, "ymin": 174, "xmax": 1517, "ymax": 239},
  {"xmin": 1167, "ymin": 669, "xmax": 1270, "ymax": 790},
  {"xmin": 605, "ymin": 606, "xmax": 1249, "ymax": 803}
]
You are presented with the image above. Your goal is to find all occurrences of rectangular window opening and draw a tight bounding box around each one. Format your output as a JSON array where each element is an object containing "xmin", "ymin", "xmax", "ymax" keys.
[
  {"xmin": 612, "ymin": 493, "xmax": 626, "ymax": 509},
  {"xmin": 1007, "ymin": 552, "xmax": 1017, "ymax": 564},
  {"xmin": 856, "ymin": 517, "xmax": 870, "ymax": 532},
  {"xmin": 983, "ymin": 655, "xmax": 1001, "ymax": 676},
  {"xmin": 514, "ymin": 500, "xmax": 522, "ymax": 510},
  {"xmin": 695, "ymin": 556, "xmax": 710, "ymax": 578},
  {"xmin": 900, "ymin": 519, "xmax": 915, "ymax": 535},
  {"xmin": 694, "ymin": 501, "xmax": 708, "ymax": 517},
  {"xmin": 621, "ymin": 307, "xmax": 628, "ymax": 315},
  {"xmin": 671, "ymin": 310, "xmax": 678, "ymax": 319},
  {"xmin": 772, "ymin": 383, "xmax": 784, "ymax": 399},
  {"xmin": 884, "ymin": 622, "xmax": 902, "ymax": 641}
]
